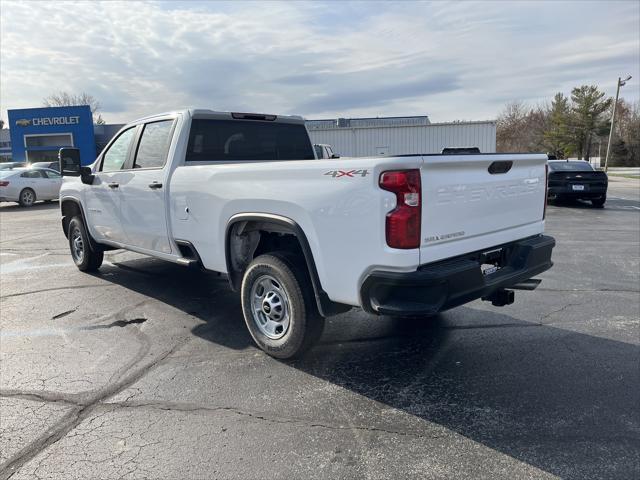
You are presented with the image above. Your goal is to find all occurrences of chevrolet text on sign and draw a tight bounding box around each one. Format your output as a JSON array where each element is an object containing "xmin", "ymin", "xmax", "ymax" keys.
[{"xmin": 32, "ymin": 116, "xmax": 81, "ymax": 126}]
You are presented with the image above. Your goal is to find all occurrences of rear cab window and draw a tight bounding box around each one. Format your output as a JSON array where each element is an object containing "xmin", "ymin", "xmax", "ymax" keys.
[{"xmin": 186, "ymin": 119, "xmax": 314, "ymax": 162}]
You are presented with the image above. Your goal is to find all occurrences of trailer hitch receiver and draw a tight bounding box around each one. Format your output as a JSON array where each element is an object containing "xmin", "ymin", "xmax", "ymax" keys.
[{"xmin": 482, "ymin": 288, "xmax": 515, "ymax": 307}]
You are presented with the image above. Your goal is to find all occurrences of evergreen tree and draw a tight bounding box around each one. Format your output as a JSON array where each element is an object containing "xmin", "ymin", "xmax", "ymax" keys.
[
  {"xmin": 569, "ymin": 85, "xmax": 612, "ymax": 160},
  {"xmin": 543, "ymin": 93, "xmax": 572, "ymax": 158}
]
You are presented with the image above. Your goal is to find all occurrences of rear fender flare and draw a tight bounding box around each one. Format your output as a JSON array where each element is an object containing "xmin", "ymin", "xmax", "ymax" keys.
[{"xmin": 224, "ymin": 213, "xmax": 348, "ymax": 317}]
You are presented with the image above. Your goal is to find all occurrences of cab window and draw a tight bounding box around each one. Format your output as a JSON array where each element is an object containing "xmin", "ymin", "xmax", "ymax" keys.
[
  {"xmin": 101, "ymin": 127, "xmax": 136, "ymax": 172},
  {"xmin": 134, "ymin": 120, "xmax": 174, "ymax": 169}
]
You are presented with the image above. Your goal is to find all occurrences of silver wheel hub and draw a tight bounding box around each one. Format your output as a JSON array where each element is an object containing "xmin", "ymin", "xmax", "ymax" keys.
[
  {"xmin": 22, "ymin": 190, "xmax": 34, "ymax": 204},
  {"xmin": 250, "ymin": 275, "xmax": 291, "ymax": 340},
  {"xmin": 71, "ymin": 228, "xmax": 84, "ymax": 263}
]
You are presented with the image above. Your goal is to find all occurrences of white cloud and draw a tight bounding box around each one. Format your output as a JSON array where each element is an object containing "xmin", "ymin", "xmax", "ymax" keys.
[{"xmin": 1, "ymin": 0, "xmax": 638, "ymax": 123}]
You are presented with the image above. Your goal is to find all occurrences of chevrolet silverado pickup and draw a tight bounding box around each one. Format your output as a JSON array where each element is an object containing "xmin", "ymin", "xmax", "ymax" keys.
[{"xmin": 58, "ymin": 109, "xmax": 555, "ymax": 358}]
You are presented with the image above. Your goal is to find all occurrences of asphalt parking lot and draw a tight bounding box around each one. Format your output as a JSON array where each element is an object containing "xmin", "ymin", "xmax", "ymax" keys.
[{"xmin": 1, "ymin": 177, "xmax": 638, "ymax": 480}]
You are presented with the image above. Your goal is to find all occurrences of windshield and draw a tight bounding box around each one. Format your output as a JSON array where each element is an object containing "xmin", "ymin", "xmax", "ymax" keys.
[
  {"xmin": 186, "ymin": 119, "xmax": 315, "ymax": 162},
  {"xmin": 548, "ymin": 161, "xmax": 595, "ymax": 172}
]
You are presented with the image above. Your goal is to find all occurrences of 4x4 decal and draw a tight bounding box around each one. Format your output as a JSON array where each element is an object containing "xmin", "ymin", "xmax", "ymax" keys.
[{"xmin": 324, "ymin": 169, "xmax": 369, "ymax": 178}]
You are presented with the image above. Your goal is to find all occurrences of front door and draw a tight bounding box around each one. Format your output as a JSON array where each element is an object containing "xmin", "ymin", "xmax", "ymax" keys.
[
  {"xmin": 119, "ymin": 119, "xmax": 175, "ymax": 254},
  {"xmin": 85, "ymin": 126, "xmax": 137, "ymax": 244}
]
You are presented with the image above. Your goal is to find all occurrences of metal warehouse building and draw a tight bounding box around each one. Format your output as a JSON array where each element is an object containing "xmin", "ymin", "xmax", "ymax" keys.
[{"xmin": 306, "ymin": 116, "xmax": 496, "ymax": 157}]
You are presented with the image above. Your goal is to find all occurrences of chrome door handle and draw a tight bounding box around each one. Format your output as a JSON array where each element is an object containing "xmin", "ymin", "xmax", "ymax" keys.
[
  {"xmin": 148, "ymin": 182, "xmax": 163, "ymax": 189},
  {"xmin": 108, "ymin": 182, "xmax": 119, "ymax": 189}
]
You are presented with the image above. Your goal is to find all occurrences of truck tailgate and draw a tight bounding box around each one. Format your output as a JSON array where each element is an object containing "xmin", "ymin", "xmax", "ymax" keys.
[{"xmin": 420, "ymin": 154, "xmax": 547, "ymax": 264}]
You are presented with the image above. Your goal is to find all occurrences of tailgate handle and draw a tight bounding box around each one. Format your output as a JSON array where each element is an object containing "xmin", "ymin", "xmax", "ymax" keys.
[{"xmin": 488, "ymin": 161, "xmax": 513, "ymax": 174}]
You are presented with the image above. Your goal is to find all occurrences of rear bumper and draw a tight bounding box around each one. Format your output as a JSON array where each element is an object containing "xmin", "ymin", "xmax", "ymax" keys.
[
  {"xmin": 548, "ymin": 185, "xmax": 607, "ymax": 198},
  {"xmin": 361, "ymin": 235, "xmax": 555, "ymax": 316}
]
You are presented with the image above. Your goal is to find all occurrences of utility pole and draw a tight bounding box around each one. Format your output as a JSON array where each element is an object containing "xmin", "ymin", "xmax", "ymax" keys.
[{"xmin": 604, "ymin": 75, "xmax": 632, "ymax": 172}]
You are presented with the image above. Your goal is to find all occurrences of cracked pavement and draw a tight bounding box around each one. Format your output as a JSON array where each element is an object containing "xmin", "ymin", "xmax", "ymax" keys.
[{"xmin": 1, "ymin": 177, "xmax": 639, "ymax": 479}]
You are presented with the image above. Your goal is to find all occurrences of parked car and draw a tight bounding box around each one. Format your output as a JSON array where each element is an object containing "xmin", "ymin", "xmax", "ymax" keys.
[
  {"xmin": 58, "ymin": 109, "xmax": 555, "ymax": 358},
  {"xmin": 0, "ymin": 168, "xmax": 62, "ymax": 207},
  {"xmin": 30, "ymin": 161, "xmax": 61, "ymax": 172},
  {"xmin": 547, "ymin": 160, "xmax": 608, "ymax": 207},
  {"xmin": 314, "ymin": 143, "xmax": 339, "ymax": 159},
  {"xmin": 0, "ymin": 162, "xmax": 27, "ymax": 170}
]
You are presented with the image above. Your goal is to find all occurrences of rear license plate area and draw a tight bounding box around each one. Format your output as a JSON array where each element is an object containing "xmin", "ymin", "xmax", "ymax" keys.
[
  {"xmin": 572, "ymin": 184, "xmax": 585, "ymax": 191},
  {"xmin": 480, "ymin": 248, "xmax": 504, "ymax": 276},
  {"xmin": 481, "ymin": 264, "xmax": 500, "ymax": 276}
]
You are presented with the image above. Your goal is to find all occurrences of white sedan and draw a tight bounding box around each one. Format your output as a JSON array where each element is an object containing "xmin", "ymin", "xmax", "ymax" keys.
[{"xmin": 0, "ymin": 168, "xmax": 62, "ymax": 207}]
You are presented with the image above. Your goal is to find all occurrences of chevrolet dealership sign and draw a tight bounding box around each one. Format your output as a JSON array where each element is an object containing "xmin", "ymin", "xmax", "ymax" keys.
[
  {"xmin": 16, "ymin": 116, "xmax": 81, "ymax": 127},
  {"xmin": 8, "ymin": 105, "xmax": 96, "ymax": 165}
]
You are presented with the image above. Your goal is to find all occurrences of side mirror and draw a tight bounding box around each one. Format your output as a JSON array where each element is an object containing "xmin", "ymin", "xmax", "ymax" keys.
[
  {"xmin": 330, "ymin": 153, "xmax": 340, "ymax": 159},
  {"xmin": 80, "ymin": 166, "xmax": 95, "ymax": 185},
  {"xmin": 59, "ymin": 148, "xmax": 94, "ymax": 184},
  {"xmin": 59, "ymin": 148, "xmax": 81, "ymax": 176}
]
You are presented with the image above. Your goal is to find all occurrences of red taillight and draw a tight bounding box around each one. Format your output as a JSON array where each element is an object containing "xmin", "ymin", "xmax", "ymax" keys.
[
  {"xmin": 0, "ymin": 181, "xmax": 9, "ymax": 187},
  {"xmin": 380, "ymin": 169, "xmax": 421, "ymax": 249},
  {"xmin": 543, "ymin": 163, "xmax": 548, "ymax": 220}
]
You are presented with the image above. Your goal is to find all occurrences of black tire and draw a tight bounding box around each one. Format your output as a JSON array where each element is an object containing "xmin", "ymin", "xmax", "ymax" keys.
[
  {"xmin": 68, "ymin": 216, "xmax": 103, "ymax": 272},
  {"xmin": 18, "ymin": 188, "xmax": 36, "ymax": 207},
  {"xmin": 241, "ymin": 252, "xmax": 324, "ymax": 359},
  {"xmin": 591, "ymin": 196, "xmax": 606, "ymax": 208}
]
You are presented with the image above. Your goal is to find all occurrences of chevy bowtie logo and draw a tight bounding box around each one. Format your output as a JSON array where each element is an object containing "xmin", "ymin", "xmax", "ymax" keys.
[{"xmin": 15, "ymin": 118, "xmax": 31, "ymax": 127}]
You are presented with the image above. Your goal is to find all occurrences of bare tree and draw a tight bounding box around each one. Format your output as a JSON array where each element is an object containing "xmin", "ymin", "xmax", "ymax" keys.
[
  {"xmin": 496, "ymin": 101, "xmax": 548, "ymax": 153},
  {"xmin": 42, "ymin": 91, "xmax": 105, "ymax": 124},
  {"xmin": 608, "ymin": 99, "xmax": 640, "ymax": 167}
]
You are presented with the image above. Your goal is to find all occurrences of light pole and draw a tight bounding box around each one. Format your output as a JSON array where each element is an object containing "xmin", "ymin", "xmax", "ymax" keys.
[{"xmin": 604, "ymin": 75, "xmax": 632, "ymax": 172}]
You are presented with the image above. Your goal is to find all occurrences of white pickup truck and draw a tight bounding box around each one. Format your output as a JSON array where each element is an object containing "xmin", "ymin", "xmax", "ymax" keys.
[{"xmin": 58, "ymin": 109, "xmax": 555, "ymax": 358}]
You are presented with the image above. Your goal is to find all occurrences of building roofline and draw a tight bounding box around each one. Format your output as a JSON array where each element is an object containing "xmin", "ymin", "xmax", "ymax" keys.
[
  {"xmin": 307, "ymin": 115, "xmax": 431, "ymax": 122},
  {"xmin": 307, "ymin": 119, "xmax": 496, "ymax": 130}
]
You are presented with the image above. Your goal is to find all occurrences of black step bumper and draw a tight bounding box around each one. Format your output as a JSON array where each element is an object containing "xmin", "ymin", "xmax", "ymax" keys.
[{"xmin": 361, "ymin": 235, "xmax": 555, "ymax": 316}]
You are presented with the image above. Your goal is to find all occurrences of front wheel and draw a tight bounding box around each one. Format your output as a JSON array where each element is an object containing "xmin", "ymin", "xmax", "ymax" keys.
[
  {"xmin": 68, "ymin": 216, "xmax": 103, "ymax": 272},
  {"xmin": 591, "ymin": 196, "xmax": 606, "ymax": 208},
  {"xmin": 241, "ymin": 252, "xmax": 324, "ymax": 359}
]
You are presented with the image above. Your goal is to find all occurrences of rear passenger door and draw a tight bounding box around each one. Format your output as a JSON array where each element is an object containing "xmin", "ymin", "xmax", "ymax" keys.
[
  {"xmin": 119, "ymin": 119, "xmax": 175, "ymax": 254},
  {"xmin": 20, "ymin": 170, "xmax": 48, "ymax": 198}
]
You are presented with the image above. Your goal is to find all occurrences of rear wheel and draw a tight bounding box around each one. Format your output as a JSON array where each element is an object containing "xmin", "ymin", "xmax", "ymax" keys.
[
  {"xmin": 68, "ymin": 216, "xmax": 103, "ymax": 271},
  {"xmin": 591, "ymin": 196, "xmax": 606, "ymax": 208},
  {"xmin": 18, "ymin": 188, "xmax": 36, "ymax": 207},
  {"xmin": 241, "ymin": 252, "xmax": 324, "ymax": 359}
]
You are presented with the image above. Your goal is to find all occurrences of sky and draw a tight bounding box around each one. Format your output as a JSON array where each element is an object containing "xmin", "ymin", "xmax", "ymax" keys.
[{"xmin": 1, "ymin": 0, "xmax": 639, "ymax": 124}]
